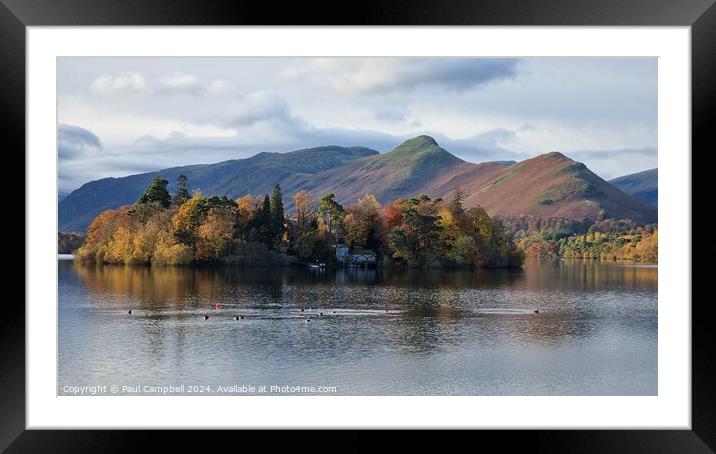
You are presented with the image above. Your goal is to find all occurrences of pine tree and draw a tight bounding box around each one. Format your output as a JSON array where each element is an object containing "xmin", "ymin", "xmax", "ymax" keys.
[
  {"xmin": 173, "ymin": 174, "xmax": 191, "ymax": 206},
  {"xmin": 138, "ymin": 175, "xmax": 171, "ymax": 208},
  {"xmin": 449, "ymin": 185, "xmax": 465, "ymax": 216},
  {"xmin": 270, "ymin": 184, "xmax": 285, "ymax": 249}
]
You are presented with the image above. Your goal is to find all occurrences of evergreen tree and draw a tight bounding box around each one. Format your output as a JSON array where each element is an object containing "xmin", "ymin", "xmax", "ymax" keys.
[
  {"xmin": 270, "ymin": 184, "xmax": 285, "ymax": 243},
  {"xmin": 449, "ymin": 185, "xmax": 465, "ymax": 216},
  {"xmin": 173, "ymin": 174, "xmax": 191, "ymax": 206},
  {"xmin": 138, "ymin": 175, "xmax": 171, "ymax": 208},
  {"xmin": 318, "ymin": 193, "xmax": 345, "ymax": 237}
]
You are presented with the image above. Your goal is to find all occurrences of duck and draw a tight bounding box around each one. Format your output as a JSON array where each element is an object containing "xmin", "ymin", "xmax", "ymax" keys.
[
  {"xmin": 319, "ymin": 312, "xmax": 324, "ymax": 317},
  {"xmin": 534, "ymin": 310, "xmax": 540, "ymax": 314},
  {"xmin": 300, "ymin": 308, "xmax": 305, "ymax": 312},
  {"xmin": 128, "ymin": 310, "xmax": 132, "ymax": 315},
  {"xmin": 204, "ymin": 315, "xmax": 210, "ymax": 320}
]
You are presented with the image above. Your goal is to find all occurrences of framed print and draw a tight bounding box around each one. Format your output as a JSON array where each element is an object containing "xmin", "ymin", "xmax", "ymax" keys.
[{"xmin": 7, "ymin": 0, "xmax": 713, "ymax": 450}]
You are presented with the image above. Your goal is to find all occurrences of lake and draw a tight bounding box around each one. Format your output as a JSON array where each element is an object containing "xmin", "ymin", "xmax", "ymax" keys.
[{"xmin": 58, "ymin": 259, "xmax": 657, "ymax": 395}]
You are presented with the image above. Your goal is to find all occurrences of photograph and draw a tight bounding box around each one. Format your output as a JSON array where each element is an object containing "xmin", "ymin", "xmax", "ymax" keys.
[{"xmin": 56, "ymin": 56, "xmax": 659, "ymax": 397}]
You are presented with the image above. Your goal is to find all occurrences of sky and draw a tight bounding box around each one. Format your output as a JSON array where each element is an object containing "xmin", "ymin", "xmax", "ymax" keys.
[{"xmin": 57, "ymin": 57, "xmax": 657, "ymax": 193}]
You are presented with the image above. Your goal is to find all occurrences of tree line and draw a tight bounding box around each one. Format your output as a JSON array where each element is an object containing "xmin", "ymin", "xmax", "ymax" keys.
[{"xmin": 75, "ymin": 174, "xmax": 524, "ymax": 268}]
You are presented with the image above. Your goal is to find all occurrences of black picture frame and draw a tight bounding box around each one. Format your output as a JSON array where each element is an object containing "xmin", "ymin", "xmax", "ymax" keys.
[{"xmin": 6, "ymin": 0, "xmax": 712, "ymax": 450}]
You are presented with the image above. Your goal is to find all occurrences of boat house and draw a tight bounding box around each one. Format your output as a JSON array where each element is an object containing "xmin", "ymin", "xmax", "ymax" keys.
[{"xmin": 335, "ymin": 244, "xmax": 377, "ymax": 267}]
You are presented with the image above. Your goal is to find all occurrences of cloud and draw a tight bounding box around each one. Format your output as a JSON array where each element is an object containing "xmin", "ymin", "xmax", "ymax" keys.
[
  {"xmin": 373, "ymin": 105, "xmax": 410, "ymax": 123},
  {"xmin": 207, "ymin": 79, "xmax": 234, "ymax": 95},
  {"xmin": 58, "ymin": 124, "xmax": 102, "ymax": 160},
  {"xmin": 299, "ymin": 58, "xmax": 521, "ymax": 95},
  {"xmin": 90, "ymin": 72, "xmax": 147, "ymax": 95},
  {"xmin": 157, "ymin": 72, "xmax": 205, "ymax": 95},
  {"xmin": 222, "ymin": 91, "xmax": 295, "ymax": 127}
]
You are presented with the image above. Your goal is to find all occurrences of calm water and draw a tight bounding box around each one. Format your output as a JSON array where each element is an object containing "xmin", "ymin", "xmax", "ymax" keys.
[{"xmin": 58, "ymin": 259, "xmax": 657, "ymax": 395}]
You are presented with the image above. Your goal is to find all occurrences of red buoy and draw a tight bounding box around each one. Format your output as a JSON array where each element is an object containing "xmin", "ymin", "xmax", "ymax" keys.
[{"xmin": 215, "ymin": 303, "xmax": 222, "ymax": 310}]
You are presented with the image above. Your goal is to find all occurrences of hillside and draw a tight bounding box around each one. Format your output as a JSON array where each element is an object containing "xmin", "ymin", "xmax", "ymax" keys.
[
  {"xmin": 59, "ymin": 146, "xmax": 377, "ymax": 231},
  {"xmin": 609, "ymin": 168, "xmax": 658, "ymax": 207},
  {"xmin": 59, "ymin": 136, "xmax": 658, "ymax": 232},
  {"xmin": 460, "ymin": 152, "xmax": 657, "ymax": 223},
  {"xmin": 282, "ymin": 135, "xmax": 509, "ymax": 206},
  {"xmin": 286, "ymin": 137, "xmax": 656, "ymax": 224}
]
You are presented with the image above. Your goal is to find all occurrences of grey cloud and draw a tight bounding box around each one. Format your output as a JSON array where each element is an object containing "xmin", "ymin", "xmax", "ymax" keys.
[
  {"xmin": 223, "ymin": 91, "xmax": 294, "ymax": 127},
  {"xmin": 58, "ymin": 124, "xmax": 102, "ymax": 160},
  {"xmin": 567, "ymin": 147, "xmax": 657, "ymax": 160},
  {"xmin": 339, "ymin": 58, "xmax": 521, "ymax": 95},
  {"xmin": 156, "ymin": 72, "xmax": 206, "ymax": 96},
  {"xmin": 373, "ymin": 106, "xmax": 409, "ymax": 123}
]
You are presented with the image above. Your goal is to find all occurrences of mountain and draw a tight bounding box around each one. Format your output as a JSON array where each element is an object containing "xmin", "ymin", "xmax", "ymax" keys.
[
  {"xmin": 284, "ymin": 137, "xmax": 656, "ymax": 224},
  {"xmin": 59, "ymin": 146, "xmax": 378, "ymax": 231},
  {"xmin": 609, "ymin": 168, "xmax": 658, "ymax": 207},
  {"xmin": 59, "ymin": 136, "xmax": 658, "ymax": 232},
  {"xmin": 282, "ymin": 135, "xmax": 509, "ymax": 206},
  {"xmin": 58, "ymin": 191, "xmax": 69, "ymax": 202},
  {"xmin": 458, "ymin": 152, "xmax": 657, "ymax": 223}
]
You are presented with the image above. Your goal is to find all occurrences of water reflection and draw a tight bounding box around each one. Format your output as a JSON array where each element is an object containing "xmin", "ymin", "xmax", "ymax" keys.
[{"xmin": 60, "ymin": 260, "xmax": 657, "ymax": 395}]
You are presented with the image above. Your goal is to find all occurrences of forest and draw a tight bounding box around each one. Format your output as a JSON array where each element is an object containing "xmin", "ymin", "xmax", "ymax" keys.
[{"xmin": 75, "ymin": 175, "xmax": 525, "ymax": 268}]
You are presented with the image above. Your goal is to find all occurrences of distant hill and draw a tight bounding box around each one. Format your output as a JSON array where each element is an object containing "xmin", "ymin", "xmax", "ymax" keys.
[
  {"xmin": 59, "ymin": 136, "xmax": 657, "ymax": 232},
  {"xmin": 59, "ymin": 146, "xmax": 378, "ymax": 231},
  {"xmin": 285, "ymin": 137, "xmax": 656, "ymax": 224},
  {"xmin": 609, "ymin": 168, "xmax": 658, "ymax": 207}
]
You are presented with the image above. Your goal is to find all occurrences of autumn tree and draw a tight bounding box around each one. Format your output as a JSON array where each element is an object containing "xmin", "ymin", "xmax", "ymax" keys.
[
  {"xmin": 293, "ymin": 190, "xmax": 316, "ymax": 230},
  {"xmin": 344, "ymin": 194, "xmax": 385, "ymax": 253},
  {"xmin": 196, "ymin": 207, "xmax": 237, "ymax": 262}
]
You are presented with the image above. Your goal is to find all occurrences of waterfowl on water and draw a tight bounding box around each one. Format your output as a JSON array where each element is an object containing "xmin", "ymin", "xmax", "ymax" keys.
[
  {"xmin": 305, "ymin": 318, "xmax": 310, "ymax": 323},
  {"xmin": 234, "ymin": 316, "xmax": 240, "ymax": 320},
  {"xmin": 204, "ymin": 315, "xmax": 210, "ymax": 320},
  {"xmin": 319, "ymin": 312, "xmax": 324, "ymax": 317},
  {"xmin": 332, "ymin": 311, "xmax": 336, "ymax": 314},
  {"xmin": 300, "ymin": 308, "xmax": 304, "ymax": 312},
  {"xmin": 128, "ymin": 310, "xmax": 132, "ymax": 315},
  {"xmin": 534, "ymin": 310, "xmax": 540, "ymax": 314}
]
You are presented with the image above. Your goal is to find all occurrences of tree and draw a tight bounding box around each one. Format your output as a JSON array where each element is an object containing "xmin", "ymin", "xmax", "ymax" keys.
[
  {"xmin": 449, "ymin": 185, "xmax": 465, "ymax": 216},
  {"xmin": 318, "ymin": 193, "xmax": 345, "ymax": 238},
  {"xmin": 293, "ymin": 190, "xmax": 316, "ymax": 230},
  {"xmin": 388, "ymin": 195, "xmax": 441, "ymax": 265},
  {"xmin": 138, "ymin": 175, "xmax": 171, "ymax": 208},
  {"xmin": 173, "ymin": 174, "xmax": 191, "ymax": 206},
  {"xmin": 344, "ymin": 194, "xmax": 385, "ymax": 252},
  {"xmin": 270, "ymin": 184, "xmax": 286, "ymax": 249},
  {"xmin": 235, "ymin": 194, "xmax": 261, "ymax": 237},
  {"xmin": 196, "ymin": 207, "xmax": 237, "ymax": 262}
]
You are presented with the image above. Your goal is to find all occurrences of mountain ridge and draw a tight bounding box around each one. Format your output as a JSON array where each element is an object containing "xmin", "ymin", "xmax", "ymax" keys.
[{"xmin": 59, "ymin": 136, "xmax": 657, "ymax": 232}]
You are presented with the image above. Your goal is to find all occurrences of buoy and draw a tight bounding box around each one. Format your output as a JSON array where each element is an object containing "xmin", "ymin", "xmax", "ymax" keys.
[
  {"xmin": 204, "ymin": 315, "xmax": 210, "ymax": 320},
  {"xmin": 128, "ymin": 310, "xmax": 132, "ymax": 315},
  {"xmin": 215, "ymin": 303, "xmax": 222, "ymax": 310}
]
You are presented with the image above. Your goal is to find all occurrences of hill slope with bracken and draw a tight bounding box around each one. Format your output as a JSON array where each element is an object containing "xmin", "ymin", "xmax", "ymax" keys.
[
  {"xmin": 59, "ymin": 145, "xmax": 378, "ymax": 231},
  {"xmin": 59, "ymin": 135, "xmax": 657, "ymax": 232},
  {"xmin": 459, "ymin": 152, "xmax": 658, "ymax": 223},
  {"xmin": 289, "ymin": 136, "xmax": 657, "ymax": 224},
  {"xmin": 282, "ymin": 135, "xmax": 508, "ymax": 207}
]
